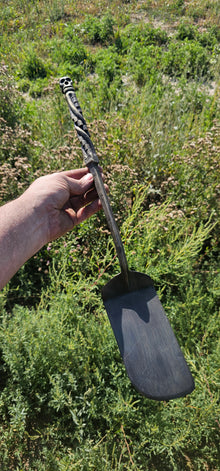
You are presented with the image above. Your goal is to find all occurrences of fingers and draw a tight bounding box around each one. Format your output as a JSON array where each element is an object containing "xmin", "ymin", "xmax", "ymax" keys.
[
  {"xmin": 83, "ymin": 187, "xmax": 100, "ymax": 205},
  {"xmin": 66, "ymin": 169, "xmax": 105, "ymax": 198},
  {"xmin": 62, "ymin": 166, "xmax": 103, "ymax": 182},
  {"xmin": 75, "ymin": 199, "xmax": 102, "ymax": 225},
  {"xmin": 63, "ymin": 196, "xmax": 102, "ymax": 228},
  {"xmin": 64, "ymin": 173, "xmax": 93, "ymax": 198},
  {"xmin": 63, "ymin": 167, "xmax": 89, "ymax": 180},
  {"xmin": 68, "ymin": 183, "xmax": 108, "ymax": 214}
]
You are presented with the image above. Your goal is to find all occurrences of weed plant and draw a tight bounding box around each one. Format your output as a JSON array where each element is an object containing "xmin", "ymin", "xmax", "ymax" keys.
[{"xmin": 0, "ymin": 1, "xmax": 220, "ymax": 469}]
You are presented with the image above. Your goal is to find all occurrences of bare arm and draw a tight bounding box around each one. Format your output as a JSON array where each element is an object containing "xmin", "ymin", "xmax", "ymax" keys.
[{"xmin": 0, "ymin": 168, "xmax": 103, "ymax": 289}]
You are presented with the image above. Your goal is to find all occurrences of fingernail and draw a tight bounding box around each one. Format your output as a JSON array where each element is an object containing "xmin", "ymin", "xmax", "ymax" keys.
[{"xmin": 83, "ymin": 173, "xmax": 93, "ymax": 182}]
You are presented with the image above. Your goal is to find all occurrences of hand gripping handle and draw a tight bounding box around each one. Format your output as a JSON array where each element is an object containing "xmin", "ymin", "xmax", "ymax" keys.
[{"xmin": 60, "ymin": 77, "xmax": 129, "ymax": 285}]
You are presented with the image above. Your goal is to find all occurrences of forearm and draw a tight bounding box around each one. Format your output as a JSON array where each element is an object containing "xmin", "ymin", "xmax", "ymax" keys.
[{"xmin": 0, "ymin": 193, "xmax": 48, "ymax": 289}]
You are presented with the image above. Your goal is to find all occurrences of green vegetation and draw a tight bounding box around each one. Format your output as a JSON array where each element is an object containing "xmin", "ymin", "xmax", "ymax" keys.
[{"xmin": 0, "ymin": 0, "xmax": 219, "ymax": 469}]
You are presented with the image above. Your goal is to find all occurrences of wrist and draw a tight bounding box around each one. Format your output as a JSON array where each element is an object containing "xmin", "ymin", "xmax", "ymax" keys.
[
  {"xmin": 19, "ymin": 189, "xmax": 50, "ymax": 251},
  {"xmin": 0, "ymin": 193, "xmax": 49, "ymax": 289}
]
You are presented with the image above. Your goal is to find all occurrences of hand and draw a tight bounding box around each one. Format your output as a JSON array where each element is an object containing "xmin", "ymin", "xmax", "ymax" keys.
[
  {"xmin": 0, "ymin": 167, "xmax": 106, "ymax": 289},
  {"xmin": 24, "ymin": 167, "xmax": 104, "ymax": 243}
]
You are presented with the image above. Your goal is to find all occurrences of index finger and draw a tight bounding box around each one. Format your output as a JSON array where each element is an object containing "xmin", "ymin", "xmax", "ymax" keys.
[
  {"xmin": 62, "ymin": 166, "xmax": 104, "ymax": 181},
  {"xmin": 62, "ymin": 168, "xmax": 89, "ymax": 180}
]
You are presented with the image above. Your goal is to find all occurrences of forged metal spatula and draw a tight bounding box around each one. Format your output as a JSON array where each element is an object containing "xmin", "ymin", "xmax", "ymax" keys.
[{"xmin": 60, "ymin": 76, "xmax": 195, "ymax": 400}]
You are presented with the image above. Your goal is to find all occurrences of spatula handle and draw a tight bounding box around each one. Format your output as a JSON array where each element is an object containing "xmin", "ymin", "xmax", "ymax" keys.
[{"xmin": 60, "ymin": 77, "xmax": 129, "ymax": 285}]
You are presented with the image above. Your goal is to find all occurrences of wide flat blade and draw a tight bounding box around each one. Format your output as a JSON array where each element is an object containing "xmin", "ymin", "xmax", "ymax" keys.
[{"xmin": 102, "ymin": 272, "xmax": 194, "ymax": 400}]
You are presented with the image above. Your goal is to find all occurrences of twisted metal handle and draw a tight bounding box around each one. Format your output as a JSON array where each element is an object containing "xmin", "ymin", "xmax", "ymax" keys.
[{"xmin": 60, "ymin": 77, "xmax": 129, "ymax": 285}]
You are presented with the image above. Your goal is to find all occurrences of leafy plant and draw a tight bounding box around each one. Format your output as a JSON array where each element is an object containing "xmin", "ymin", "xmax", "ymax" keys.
[
  {"xmin": 176, "ymin": 21, "xmax": 197, "ymax": 41},
  {"xmin": 95, "ymin": 47, "xmax": 122, "ymax": 85},
  {"xmin": 176, "ymin": 22, "xmax": 219, "ymax": 49},
  {"xmin": 126, "ymin": 43, "xmax": 162, "ymax": 86},
  {"xmin": 29, "ymin": 77, "xmax": 49, "ymax": 97},
  {"xmin": 51, "ymin": 37, "xmax": 88, "ymax": 66},
  {"xmin": 0, "ymin": 65, "xmax": 23, "ymax": 128},
  {"xmin": 79, "ymin": 13, "xmax": 115, "ymax": 45},
  {"xmin": 20, "ymin": 49, "xmax": 48, "ymax": 80},
  {"xmin": 121, "ymin": 188, "xmax": 216, "ymax": 284},
  {"xmin": 120, "ymin": 23, "xmax": 168, "ymax": 53},
  {"xmin": 163, "ymin": 40, "xmax": 211, "ymax": 78}
]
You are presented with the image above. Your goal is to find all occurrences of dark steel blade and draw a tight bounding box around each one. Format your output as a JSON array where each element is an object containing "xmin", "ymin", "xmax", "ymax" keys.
[{"xmin": 102, "ymin": 272, "xmax": 195, "ymax": 400}]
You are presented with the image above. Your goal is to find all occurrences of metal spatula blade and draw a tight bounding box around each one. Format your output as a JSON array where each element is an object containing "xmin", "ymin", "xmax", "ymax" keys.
[{"xmin": 102, "ymin": 271, "xmax": 194, "ymax": 400}]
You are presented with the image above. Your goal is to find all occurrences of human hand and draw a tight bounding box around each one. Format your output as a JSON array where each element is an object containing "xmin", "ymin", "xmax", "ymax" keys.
[
  {"xmin": 0, "ymin": 167, "xmax": 106, "ymax": 289},
  {"xmin": 23, "ymin": 167, "xmax": 105, "ymax": 243}
]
